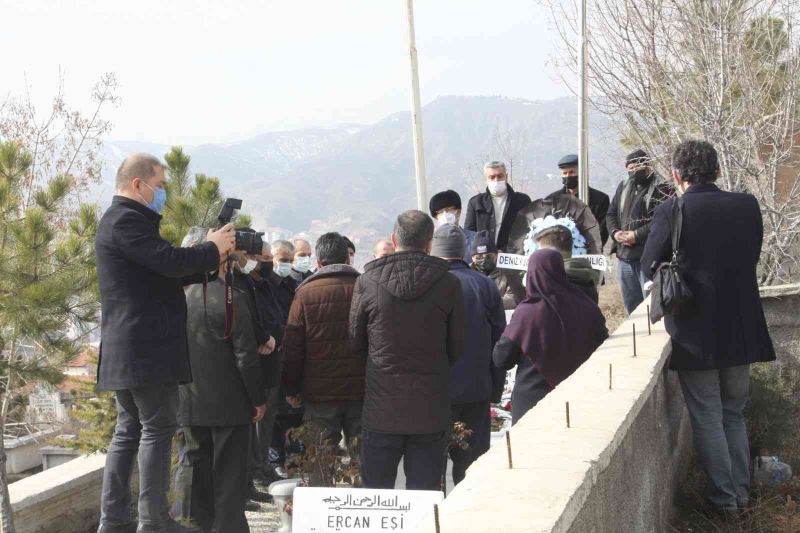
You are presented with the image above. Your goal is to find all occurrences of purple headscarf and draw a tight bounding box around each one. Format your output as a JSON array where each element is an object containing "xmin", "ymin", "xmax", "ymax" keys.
[{"xmin": 502, "ymin": 248, "xmax": 606, "ymax": 387}]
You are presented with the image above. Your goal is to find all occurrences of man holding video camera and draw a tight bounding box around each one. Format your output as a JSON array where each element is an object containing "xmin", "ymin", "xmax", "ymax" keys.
[{"xmin": 95, "ymin": 153, "xmax": 235, "ymax": 533}]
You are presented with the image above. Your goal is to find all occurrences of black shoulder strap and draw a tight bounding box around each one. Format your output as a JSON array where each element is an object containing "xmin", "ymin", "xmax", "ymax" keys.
[
  {"xmin": 644, "ymin": 176, "xmax": 660, "ymax": 210},
  {"xmin": 671, "ymin": 196, "xmax": 684, "ymax": 255}
]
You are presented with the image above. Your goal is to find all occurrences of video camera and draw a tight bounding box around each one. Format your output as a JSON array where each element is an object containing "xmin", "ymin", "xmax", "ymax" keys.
[{"xmin": 217, "ymin": 198, "xmax": 266, "ymax": 256}]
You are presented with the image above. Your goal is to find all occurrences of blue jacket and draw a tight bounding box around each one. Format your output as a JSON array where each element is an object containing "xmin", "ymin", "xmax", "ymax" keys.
[
  {"xmin": 641, "ymin": 183, "xmax": 775, "ymax": 370},
  {"xmin": 446, "ymin": 260, "xmax": 507, "ymax": 404}
]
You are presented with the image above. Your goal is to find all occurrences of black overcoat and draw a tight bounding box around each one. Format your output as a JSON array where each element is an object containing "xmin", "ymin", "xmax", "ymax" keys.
[
  {"xmin": 95, "ymin": 196, "xmax": 219, "ymax": 391},
  {"xmin": 641, "ymin": 183, "xmax": 775, "ymax": 370}
]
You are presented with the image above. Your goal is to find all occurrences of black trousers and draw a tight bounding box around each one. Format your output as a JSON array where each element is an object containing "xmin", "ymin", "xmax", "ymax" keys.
[
  {"xmin": 360, "ymin": 430, "xmax": 446, "ymax": 491},
  {"xmin": 268, "ymin": 413, "xmax": 304, "ymax": 468},
  {"xmin": 174, "ymin": 425, "xmax": 251, "ymax": 533},
  {"xmin": 511, "ymin": 362, "xmax": 552, "ymax": 425},
  {"xmin": 450, "ymin": 401, "xmax": 490, "ymax": 485},
  {"xmin": 249, "ymin": 386, "xmax": 280, "ymax": 483}
]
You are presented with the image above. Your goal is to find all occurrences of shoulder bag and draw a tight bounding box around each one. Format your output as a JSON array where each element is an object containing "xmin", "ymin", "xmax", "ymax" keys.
[{"xmin": 649, "ymin": 196, "xmax": 694, "ymax": 323}]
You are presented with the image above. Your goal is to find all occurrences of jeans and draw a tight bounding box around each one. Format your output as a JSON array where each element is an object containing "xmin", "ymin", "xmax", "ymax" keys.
[
  {"xmin": 617, "ymin": 258, "xmax": 649, "ymax": 315},
  {"xmin": 360, "ymin": 430, "xmax": 446, "ymax": 491},
  {"xmin": 303, "ymin": 400, "xmax": 363, "ymax": 486},
  {"xmin": 174, "ymin": 425, "xmax": 251, "ymax": 533},
  {"xmin": 99, "ymin": 384, "xmax": 179, "ymax": 531},
  {"xmin": 678, "ymin": 365, "xmax": 751, "ymax": 509},
  {"xmin": 449, "ymin": 401, "xmax": 490, "ymax": 485}
]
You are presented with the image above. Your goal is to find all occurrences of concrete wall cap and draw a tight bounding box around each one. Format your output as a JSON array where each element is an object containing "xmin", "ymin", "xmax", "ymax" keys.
[
  {"xmin": 760, "ymin": 283, "xmax": 800, "ymax": 298},
  {"xmin": 10, "ymin": 453, "xmax": 106, "ymax": 511}
]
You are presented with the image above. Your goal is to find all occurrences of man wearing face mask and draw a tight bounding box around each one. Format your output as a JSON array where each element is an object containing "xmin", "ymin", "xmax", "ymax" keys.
[
  {"xmin": 175, "ymin": 242, "xmax": 266, "ymax": 532},
  {"xmin": 96, "ymin": 153, "xmax": 236, "ymax": 533},
  {"xmin": 549, "ymin": 154, "xmax": 611, "ymax": 248},
  {"xmin": 465, "ymin": 161, "xmax": 532, "ymax": 251},
  {"xmin": 429, "ymin": 189, "xmax": 476, "ymax": 264},
  {"xmin": 265, "ymin": 240, "xmax": 303, "ymax": 478},
  {"xmin": 470, "ymin": 231, "xmax": 525, "ymax": 310},
  {"xmin": 230, "ymin": 233, "xmax": 281, "ymax": 503},
  {"xmin": 239, "ymin": 240, "xmax": 288, "ymax": 488},
  {"xmin": 606, "ymin": 150, "xmax": 675, "ymax": 314},
  {"xmin": 290, "ymin": 238, "xmax": 314, "ymax": 283}
]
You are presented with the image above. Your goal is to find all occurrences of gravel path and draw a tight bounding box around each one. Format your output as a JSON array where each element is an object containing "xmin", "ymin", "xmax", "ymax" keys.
[{"xmin": 246, "ymin": 502, "xmax": 282, "ymax": 533}]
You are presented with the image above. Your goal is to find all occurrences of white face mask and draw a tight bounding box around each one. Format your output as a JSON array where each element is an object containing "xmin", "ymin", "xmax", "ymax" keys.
[
  {"xmin": 438, "ymin": 211, "xmax": 457, "ymax": 226},
  {"xmin": 294, "ymin": 255, "xmax": 312, "ymax": 273},
  {"xmin": 275, "ymin": 261, "xmax": 293, "ymax": 278},
  {"xmin": 242, "ymin": 259, "xmax": 258, "ymax": 274},
  {"xmin": 487, "ymin": 180, "xmax": 507, "ymax": 197}
]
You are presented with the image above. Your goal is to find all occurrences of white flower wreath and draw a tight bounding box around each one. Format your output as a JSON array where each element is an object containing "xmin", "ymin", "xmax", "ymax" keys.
[{"xmin": 522, "ymin": 215, "xmax": 588, "ymax": 257}]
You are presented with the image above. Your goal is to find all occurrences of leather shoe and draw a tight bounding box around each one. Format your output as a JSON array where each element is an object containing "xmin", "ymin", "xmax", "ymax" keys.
[
  {"xmin": 249, "ymin": 487, "xmax": 273, "ymax": 503},
  {"xmin": 244, "ymin": 500, "xmax": 261, "ymax": 512}
]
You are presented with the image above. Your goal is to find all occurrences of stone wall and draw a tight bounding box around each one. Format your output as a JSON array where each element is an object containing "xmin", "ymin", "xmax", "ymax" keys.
[
  {"xmin": 412, "ymin": 303, "xmax": 690, "ymax": 533},
  {"xmin": 10, "ymin": 453, "xmax": 137, "ymax": 533},
  {"xmin": 760, "ymin": 284, "xmax": 800, "ymax": 369},
  {"xmin": 11, "ymin": 454, "xmax": 106, "ymax": 533}
]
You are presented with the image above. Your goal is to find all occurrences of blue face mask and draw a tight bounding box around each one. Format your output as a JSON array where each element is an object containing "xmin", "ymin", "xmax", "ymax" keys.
[
  {"xmin": 275, "ymin": 261, "xmax": 293, "ymax": 278},
  {"xmin": 140, "ymin": 181, "xmax": 167, "ymax": 214},
  {"xmin": 294, "ymin": 255, "xmax": 312, "ymax": 273}
]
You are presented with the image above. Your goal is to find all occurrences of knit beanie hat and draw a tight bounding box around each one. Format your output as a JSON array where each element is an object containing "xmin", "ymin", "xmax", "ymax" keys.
[
  {"xmin": 429, "ymin": 190, "xmax": 462, "ymax": 217},
  {"xmin": 430, "ymin": 224, "xmax": 466, "ymax": 259},
  {"xmin": 470, "ymin": 230, "xmax": 497, "ymax": 255}
]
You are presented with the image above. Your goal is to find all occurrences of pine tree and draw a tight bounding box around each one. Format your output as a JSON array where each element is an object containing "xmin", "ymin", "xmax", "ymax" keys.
[
  {"xmin": 0, "ymin": 141, "xmax": 98, "ymax": 533},
  {"xmin": 160, "ymin": 147, "xmax": 250, "ymax": 246},
  {"xmin": 58, "ymin": 352, "xmax": 116, "ymax": 454}
]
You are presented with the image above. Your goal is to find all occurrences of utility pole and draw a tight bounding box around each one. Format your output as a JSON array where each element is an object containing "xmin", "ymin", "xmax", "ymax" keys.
[
  {"xmin": 405, "ymin": 0, "xmax": 428, "ymax": 211},
  {"xmin": 578, "ymin": 0, "xmax": 590, "ymax": 202}
]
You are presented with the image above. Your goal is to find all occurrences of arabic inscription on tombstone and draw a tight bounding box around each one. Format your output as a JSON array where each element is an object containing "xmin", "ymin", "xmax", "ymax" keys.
[{"xmin": 292, "ymin": 487, "xmax": 444, "ymax": 532}]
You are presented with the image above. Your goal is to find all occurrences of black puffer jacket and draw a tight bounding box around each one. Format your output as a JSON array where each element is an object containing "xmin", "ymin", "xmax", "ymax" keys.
[{"xmin": 350, "ymin": 251, "xmax": 465, "ymax": 435}]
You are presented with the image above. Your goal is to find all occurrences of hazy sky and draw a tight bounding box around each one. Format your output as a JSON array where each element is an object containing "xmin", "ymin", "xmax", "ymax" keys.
[{"xmin": 2, "ymin": 0, "xmax": 570, "ymax": 145}]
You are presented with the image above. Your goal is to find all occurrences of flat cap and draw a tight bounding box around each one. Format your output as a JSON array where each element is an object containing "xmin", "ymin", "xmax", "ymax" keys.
[{"xmin": 557, "ymin": 154, "xmax": 579, "ymax": 168}]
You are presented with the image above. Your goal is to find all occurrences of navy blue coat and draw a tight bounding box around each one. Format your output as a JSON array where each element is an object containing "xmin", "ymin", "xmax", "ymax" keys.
[
  {"xmin": 96, "ymin": 196, "xmax": 220, "ymax": 391},
  {"xmin": 641, "ymin": 183, "xmax": 775, "ymax": 370},
  {"xmin": 446, "ymin": 260, "xmax": 507, "ymax": 404}
]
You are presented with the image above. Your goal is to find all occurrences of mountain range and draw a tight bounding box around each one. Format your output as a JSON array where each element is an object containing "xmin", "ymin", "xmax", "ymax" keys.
[{"xmin": 99, "ymin": 95, "xmax": 627, "ymax": 250}]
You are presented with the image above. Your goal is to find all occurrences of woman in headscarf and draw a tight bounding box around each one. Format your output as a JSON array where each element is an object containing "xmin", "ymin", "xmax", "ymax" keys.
[{"xmin": 493, "ymin": 248, "xmax": 608, "ymax": 424}]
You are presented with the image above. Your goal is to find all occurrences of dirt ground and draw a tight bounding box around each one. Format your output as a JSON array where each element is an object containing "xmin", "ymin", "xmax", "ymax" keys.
[{"xmin": 598, "ymin": 277, "xmax": 628, "ymax": 333}]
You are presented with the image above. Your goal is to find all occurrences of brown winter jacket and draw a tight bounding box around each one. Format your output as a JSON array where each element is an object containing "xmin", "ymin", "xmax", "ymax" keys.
[
  {"xmin": 350, "ymin": 251, "xmax": 465, "ymax": 435},
  {"xmin": 283, "ymin": 264, "xmax": 364, "ymax": 402}
]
